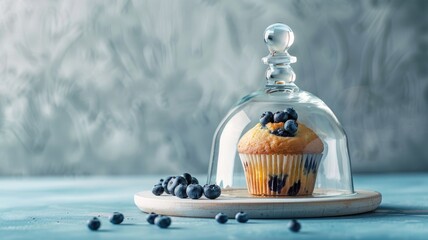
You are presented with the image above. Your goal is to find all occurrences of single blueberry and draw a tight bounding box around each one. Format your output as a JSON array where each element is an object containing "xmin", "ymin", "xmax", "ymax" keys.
[
  {"xmin": 203, "ymin": 184, "xmax": 221, "ymax": 199},
  {"xmin": 288, "ymin": 219, "xmax": 301, "ymax": 232},
  {"xmin": 166, "ymin": 177, "xmax": 176, "ymax": 195},
  {"xmin": 182, "ymin": 173, "xmax": 192, "ymax": 185},
  {"xmin": 287, "ymin": 180, "xmax": 301, "ymax": 196},
  {"xmin": 162, "ymin": 176, "xmax": 174, "ymax": 194},
  {"xmin": 152, "ymin": 184, "xmax": 164, "ymax": 196},
  {"xmin": 87, "ymin": 217, "xmax": 101, "ymax": 231},
  {"xmin": 260, "ymin": 111, "xmax": 274, "ymax": 126},
  {"xmin": 215, "ymin": 213, "xmax": 228, "ymax": 224},
  {"xmin": 286, "ymin": 108, "xmax": 298, "ymax": 120},
  {"xmin": 271, "ymin": 128, "xmax": 292, "ymax": 137},
  {"xmin": 174, "ymin": 184, "xmax": 188, "ymax": 199},
  {"xmin": 146, "ymin": 212, "xmax": 158, "ymax": 225},
  {"xmin": 270, "ymin": 128, "xmax": 280, "ymax": 136},
  {"xmin": 268, "ymin": 174, "xmax": 288, "ymax": 193},
  {"xmin": 274, "ymin": 111, "xmax": 289, "ymax": 123},
  {"xmin": 191, "ymin": 177, "xmax": 199, "ymax": 184},
  {"xmin": 109, "ymin": 212, "xmax": 124, "ymax": 225},
  {"xmin": 235, "ymin": 212, "xmax": 249, "ymax": 223},
  {"xmin": 167, "ymin": 176, "xmax": 187, "ymax": 196},
  {"xmin": 186, "ymin": 184, "xmax": 204, "ymax": 199},
  {"xmin": 284, "ymin": 119, "xmax": 298, "ymax": 136},
  {"xmin": 304, "ymin": 158, "xmax": 318, "ymax": 175},
  {"xmin": 155, "ymin": 216, "xmax": 171, "ymax": 229}
]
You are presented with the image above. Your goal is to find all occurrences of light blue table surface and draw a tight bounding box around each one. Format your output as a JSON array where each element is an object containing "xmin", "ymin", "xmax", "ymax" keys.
[{"xmin": 1, "ymin": 174, "xmax": 427, "ymax": 240}]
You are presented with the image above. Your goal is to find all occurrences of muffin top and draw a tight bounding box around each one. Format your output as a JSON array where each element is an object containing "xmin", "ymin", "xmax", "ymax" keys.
[{"xmin": 237, "ymin": 122, "xmax": 324, "ymax": 155}]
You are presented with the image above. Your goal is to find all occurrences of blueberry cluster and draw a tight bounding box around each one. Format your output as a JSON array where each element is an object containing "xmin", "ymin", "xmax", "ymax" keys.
[
  {"xmin": 152, "ymin": 173, "xmax": 221, "ymax": 200},
  {"xmin": 260, "ymin": 108, "xmax": 299, "ymax": 137},
  {"xmin": 214, "ymin": 211, "xmax": 249, "ymax": 224},
  {"xmin": 87, "ymin": 212, "xmax": 125, "ymax": 231}
]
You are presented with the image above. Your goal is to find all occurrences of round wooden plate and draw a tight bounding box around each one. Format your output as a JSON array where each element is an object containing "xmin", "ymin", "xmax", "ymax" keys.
[{"xmin": 134, "ymin": 189, "xmax": 381, "ymax": 218}]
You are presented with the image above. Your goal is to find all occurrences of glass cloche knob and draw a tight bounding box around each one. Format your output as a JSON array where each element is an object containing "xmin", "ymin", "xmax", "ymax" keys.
[
  {"xmin": 262, "ymin": 23, "xmax": 297, "ymax": 90},
  {"xmin": 264, "ymin": 23, "xmax": 294, "ymax": 53}
]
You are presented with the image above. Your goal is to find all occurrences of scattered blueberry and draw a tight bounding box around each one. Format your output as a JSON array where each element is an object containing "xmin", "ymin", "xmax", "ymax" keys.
[
  {"xmin": 286, "ymin": 108, "xmax": 298, "ymax": 120},
  {"xmin": 159, "ymin": 179, "xmax": 164, "ymax": 183},
  {"xmin": 182, "ymin": 173, "xmax": 192, "ymax": 185},
  {"xmin": 274, "ymin": 111, "xmax": 289, "ymax": 123},
  {"xmin": 109, "ymin": 212, "xmax": 124, "ymax": 225},
  {"xmin": 186, "ymin": 184, "xmax": 204, "ymax": 199},
  {"xmin": 155, "ymin": 216, "xmax": 172, "ymax": 229},
  {"xmin": 191, "ymin": 177, "xmax": 199, "ymax": 184},
  {"xmin": 146, "ymin": 212, "xmax": 158, "ymax": 225},
  {"xmin": 152, "ymin": 184, "xmax": 164, "ymax": 196},
  {"xmin": 87, "ymin": 217, "xmax": 101, "ymax": 231},
  {"xmin": 215, "ymin": 213, "xmax": 228, "ymax": 224},
  {"xmin": 167, "ymin": 176, "xmax": 187, "ymax": 196},
  {"xmin": 235, "ymin": 212, "xmax": 249, "ymax": 223},
  {"xmin": 288, "ymin": 219, "xmax": 301, "ymax": 232},
  {"xmin": 284, "ymin": 119, "xmax": 298, "ymax": 136},
  {"xmin": 174, "ymin": 184, "xmax": 188, "ymax": 199},
  {"xmin": 203, "ymin": 184, "xmax": 221, "ymax": 199},
  {"xmin": 163, "ymin": 176, "xmax": 174, "ymax": 194},
  {"xmin": 260, "ymin": 111, "xmax": 274, "ymax": 126}
]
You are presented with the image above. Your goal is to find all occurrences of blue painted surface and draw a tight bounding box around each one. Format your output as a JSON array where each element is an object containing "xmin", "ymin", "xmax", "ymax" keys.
[{"xmin": 1, "ymin": 174, "xmax": 428, "ymax": 239}]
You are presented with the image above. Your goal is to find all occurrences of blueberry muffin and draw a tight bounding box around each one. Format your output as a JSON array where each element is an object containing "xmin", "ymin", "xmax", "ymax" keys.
[{"xmin": 237, "ymin": 108, "xmax": 324, "ymax": 196}]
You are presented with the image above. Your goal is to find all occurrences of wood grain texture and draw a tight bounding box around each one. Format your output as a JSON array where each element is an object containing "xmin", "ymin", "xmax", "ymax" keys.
[{"xmin": 134, "ymin": 189, "xmax": 381, "ymax": 218}]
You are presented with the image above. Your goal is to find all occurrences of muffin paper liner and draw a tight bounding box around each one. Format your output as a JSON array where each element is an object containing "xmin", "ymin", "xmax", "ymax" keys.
[{"xmin": 239, "ymin": 153, "xmax": 323, "ymax": 196}]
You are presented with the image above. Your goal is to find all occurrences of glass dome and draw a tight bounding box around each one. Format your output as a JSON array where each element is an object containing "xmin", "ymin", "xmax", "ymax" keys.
[{"xmin": 207, "ymin": 23, "xmax": 354, "ymax": 197}]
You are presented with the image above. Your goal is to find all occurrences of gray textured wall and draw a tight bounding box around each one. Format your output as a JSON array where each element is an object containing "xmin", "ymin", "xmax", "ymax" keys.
[{"xmin": 0, "ymin": 0, "xmax": 427, "ymax": 176}]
